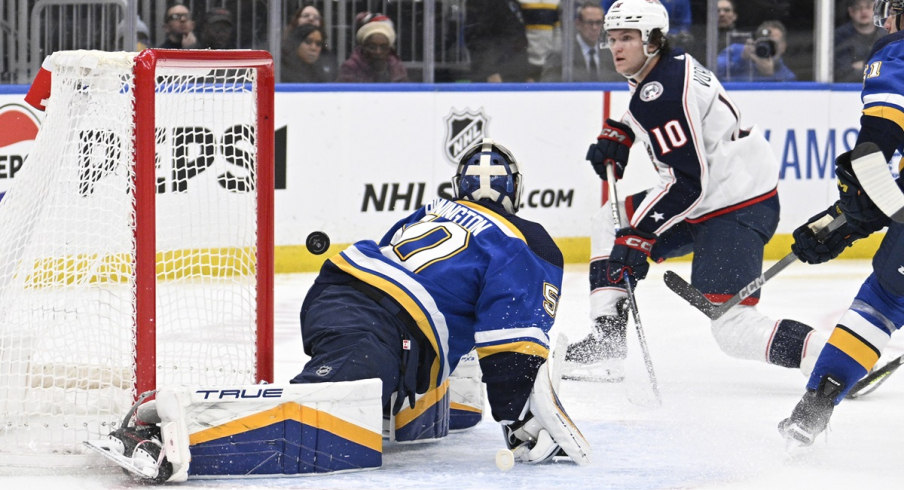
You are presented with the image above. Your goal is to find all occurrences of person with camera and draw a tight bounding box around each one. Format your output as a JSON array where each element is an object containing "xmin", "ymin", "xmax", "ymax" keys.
[{"xmin": 716, "ymin": 20, "xmax": 796, "ymax": 82}]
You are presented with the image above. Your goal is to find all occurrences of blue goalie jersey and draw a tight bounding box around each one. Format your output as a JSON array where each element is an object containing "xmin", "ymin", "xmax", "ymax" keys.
[{"xmin": 308, "ymin": 198, "xmax": 563, "ymax": 420}]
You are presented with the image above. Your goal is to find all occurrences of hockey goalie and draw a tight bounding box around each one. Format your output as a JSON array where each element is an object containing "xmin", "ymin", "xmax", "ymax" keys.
[{"xmin": 84, "ymin": 138, "xmax": 591, "ymax": 481}]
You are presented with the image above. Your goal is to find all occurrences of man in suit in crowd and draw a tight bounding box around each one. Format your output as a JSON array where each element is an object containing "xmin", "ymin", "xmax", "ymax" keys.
[{"xmin": 541, "ymin": 1, "xmax": 621, "ymax": 82}]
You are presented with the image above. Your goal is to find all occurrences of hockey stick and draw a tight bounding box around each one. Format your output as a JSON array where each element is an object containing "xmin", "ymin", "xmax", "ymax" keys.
[
  {"xmin": 846, "ymin": 354, "xmax": 904, "ymax": 399},
  {"xmin": 663, "ymin": 213, "xmax": 847, "ymax": 320},
  {"xmin": 607, "ymin": 163, "xmax": 662, "ymax": 404},
  {"xmin": 850, "ymin": 142, "xmax": 904, "ymax": 223}
]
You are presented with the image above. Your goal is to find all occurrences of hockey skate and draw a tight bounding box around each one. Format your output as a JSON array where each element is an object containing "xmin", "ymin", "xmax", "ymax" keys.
[
  {"xmin": 84, "ymin": 425, "xmax": 173, "ymax": 483},
  {"xmin": 778, "ymin": 375, "xmax": 843, "ymax": 449},
  {"xmin": 560, "ymin": 299, "xmax": 628, "ymax": 383}
]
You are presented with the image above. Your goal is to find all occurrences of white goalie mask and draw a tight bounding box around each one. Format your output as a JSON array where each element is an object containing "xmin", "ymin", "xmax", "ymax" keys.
[{"xmin": 452, "ymin": 139, "xmax": 523, "ymax": 214}]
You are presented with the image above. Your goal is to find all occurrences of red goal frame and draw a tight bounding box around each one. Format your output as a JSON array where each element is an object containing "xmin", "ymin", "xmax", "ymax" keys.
[{"xmin": 131, "ymin": 49, "xmax": 275, "ymax": 396}]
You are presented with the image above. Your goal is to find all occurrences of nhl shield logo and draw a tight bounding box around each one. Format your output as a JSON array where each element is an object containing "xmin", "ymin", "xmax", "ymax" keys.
[{"xmin": 443, "ymin": 108, "xmax": 489, "ymax": 164}]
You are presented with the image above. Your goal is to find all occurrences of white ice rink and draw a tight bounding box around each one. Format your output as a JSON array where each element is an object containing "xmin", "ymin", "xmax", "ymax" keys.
[{"xmin": 3, "ymin": 259, "xmax": 902, "ymax": 489}]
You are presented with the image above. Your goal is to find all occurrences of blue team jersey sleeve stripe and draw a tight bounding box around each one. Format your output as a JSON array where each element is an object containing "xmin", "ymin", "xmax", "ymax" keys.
[
  {"xmin": 330, "ymin": 248, "xmax": 452, "ymax": 387},
  {"xmin": 474, "ymin": 326, "xmax": 549, "ymax": 347},
  {"xmin": 455, "ymin": 201, "xmax": 527, "ymax": 242},
  {"xmin": 475, "ymin": 341, "xmax": 550, "ymax": 360}
]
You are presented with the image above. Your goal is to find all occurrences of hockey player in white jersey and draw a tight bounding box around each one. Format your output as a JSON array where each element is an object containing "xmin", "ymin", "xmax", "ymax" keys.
[
  {"xmin": 562, "ymin": 0, "xmax": 828, "ymax": 382},
  {"xmin": 85, "ymin": 139, "xmax": 590, "ymax": 482}
]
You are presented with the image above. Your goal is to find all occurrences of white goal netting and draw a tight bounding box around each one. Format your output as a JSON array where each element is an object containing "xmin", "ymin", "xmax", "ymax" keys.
[{"xmin": 0, "ymin": 50, "xmax": 272, "ymax": 458}]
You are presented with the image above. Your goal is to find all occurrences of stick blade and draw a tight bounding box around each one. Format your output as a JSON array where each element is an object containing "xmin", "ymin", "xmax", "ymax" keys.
[
  {"xmin": 663, "ymin": 271, "xmax": 719, "ymax": 319},
  {"xmin": 851, "ymin": 142, "xmax": 904, "ymax": 223}
]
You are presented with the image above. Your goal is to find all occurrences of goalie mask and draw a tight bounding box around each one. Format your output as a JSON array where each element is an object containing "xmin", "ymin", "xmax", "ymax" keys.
[{"xmin": 452, "ymin": 139, "xmax": 523, "ymax": 214}]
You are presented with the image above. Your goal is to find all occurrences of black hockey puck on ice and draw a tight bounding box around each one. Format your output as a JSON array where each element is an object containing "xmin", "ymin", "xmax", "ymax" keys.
[{"xmin": 306, "ymin": 231, "xmax": 330, "ymax": 255}]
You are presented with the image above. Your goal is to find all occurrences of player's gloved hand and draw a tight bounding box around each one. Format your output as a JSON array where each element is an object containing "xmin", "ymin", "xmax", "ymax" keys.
[
  {"xmin": 607, "ymin": 227, "xmax": 656, "ymax": 283},
  {"xmin": 792, "ymin": 204, "xmax": 880, "ymax": 265},
  {"xmin": 586, "ymin": 118, "xmax": 635, "ymax": 180},
  {"xmin": 835, "ymin": 150, "xmax": 885, "ymax": 222},
  {"xmin": 500, "ymin": 361, "xmax": 591, "ymax": 465}
]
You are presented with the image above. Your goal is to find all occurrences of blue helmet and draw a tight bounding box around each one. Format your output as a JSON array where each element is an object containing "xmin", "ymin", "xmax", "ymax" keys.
[{"xmin": 452, "ymin": 139, "xmax": 523, "ymax": 214}]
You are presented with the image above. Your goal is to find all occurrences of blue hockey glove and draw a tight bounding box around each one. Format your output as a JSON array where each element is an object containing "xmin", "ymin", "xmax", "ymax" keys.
[
  {"xmin": 607, "ymin": 228, "xmax": 656, "ymax": 283},
  {"xmin": 791, "ymin": 205, "xmax": 876, "ymax": 265},
  {"xmin": 587, "ymin": 119, "xmax": 635, "ymax": 181},
  {"xmin": 835, "ymin": 150, "xmax": 886, "ymax": 222}
]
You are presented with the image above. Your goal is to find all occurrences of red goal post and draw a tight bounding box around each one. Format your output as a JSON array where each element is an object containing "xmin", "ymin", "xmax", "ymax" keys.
[
  {"xmin": 132, "ymin": 49, "xmax": 275, "ymax": 396},
  {"xmin": 0, "ymin": 49, "xmax": 274, "ymax": 460}
]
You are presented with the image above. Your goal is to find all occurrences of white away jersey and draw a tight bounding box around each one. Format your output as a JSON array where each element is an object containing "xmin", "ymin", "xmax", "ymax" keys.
[{"xmin": 622, "ymin": 51, "xmax": 779, "ymax": 235}]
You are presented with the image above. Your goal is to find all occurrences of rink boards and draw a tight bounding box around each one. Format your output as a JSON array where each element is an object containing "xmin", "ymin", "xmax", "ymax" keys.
[{"xmin": 0, "ymin": 82, "xmax": 887, "ymax": 270}]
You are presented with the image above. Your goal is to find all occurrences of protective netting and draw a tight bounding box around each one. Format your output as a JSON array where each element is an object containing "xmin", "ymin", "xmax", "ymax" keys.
[{"xmin": 0, "ymin": 51, "xmax": 264, "ymax": 456}]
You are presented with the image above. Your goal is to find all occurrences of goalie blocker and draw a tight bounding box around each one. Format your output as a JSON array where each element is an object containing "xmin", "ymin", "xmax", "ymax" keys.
[{"xmin": 86, "ymin": 366, "xmax": 588, "ymax": 482}]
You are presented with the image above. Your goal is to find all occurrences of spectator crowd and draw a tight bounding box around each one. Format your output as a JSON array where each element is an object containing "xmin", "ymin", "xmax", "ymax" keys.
[{"xmin": 22, "ymin": 1, "xmax": 883, "ymax": 84}]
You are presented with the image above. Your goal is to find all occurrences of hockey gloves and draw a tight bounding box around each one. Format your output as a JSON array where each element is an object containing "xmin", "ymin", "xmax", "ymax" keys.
[
  {"xmin": 791, "ymin": 205, "xmax": 874, "ymax": 265},
  {"xmin": 607, "ymin": 227, "xmax": 656, "ymax": 283},
  {"xmin": 587, "ymin": 119, "xmax": 635, "ymax": 180},
  {"xmin": 835, "ymin": 150, "xmax": 885, "ymax": 222},
  {"xmin": 501, "ymin": 362, "xmax": 591, "ymax": 465}
]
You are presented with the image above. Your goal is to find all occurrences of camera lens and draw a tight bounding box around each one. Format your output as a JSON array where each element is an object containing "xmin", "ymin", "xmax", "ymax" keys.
[{"xmin": 754, "ymin": 38, "xmax": 776, "ymax": 58}]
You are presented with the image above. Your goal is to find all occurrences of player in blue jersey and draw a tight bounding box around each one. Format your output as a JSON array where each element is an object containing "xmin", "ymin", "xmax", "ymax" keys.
[
  {"xmin": 291, "ymin": 139, "xmax": 591, "ymax": 465},
  {"xmin": 561, "ymin": 0, "xmax": 829, "ymax": 382},
  {"xmin": 778, "ymin": 0, "xmax": 904, "ymax": 447}
]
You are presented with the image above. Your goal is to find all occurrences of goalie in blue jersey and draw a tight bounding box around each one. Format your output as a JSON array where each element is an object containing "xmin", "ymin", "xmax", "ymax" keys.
[
  {"xmin": 84, "ymin": 139, "xmax": 589, "ymax": 483},
  {"xmin": 778, "ymin": 0, "xmax": 904, "ymax": 448},
  {"xmin": 290, "ymin": 138, "xmax": 591, "ymax": 464}
]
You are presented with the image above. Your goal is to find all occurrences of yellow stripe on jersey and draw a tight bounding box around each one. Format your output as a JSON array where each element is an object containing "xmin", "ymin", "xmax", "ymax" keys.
[
  {"xmin": 394, "ymin": 380, "xmax": 449, "ymax": 429},
  {"xmin": 450, "ymin": 402, "xmax": 483, "ymax": 413},
  {"xmin": 189, "ymin": 402, "xmax": 382, "ymax": 452},
  {"xmin": 863, "ymin": 105, "xmax": 904, "ymax": 133},
  {"xmin": 476, "ymin": 340, "xmax": 549, "ymax": 359},
  {"xmin": 330, "ymin": 254, "xmax": 442, "ymax": 389},
  {"xmin": 828, "ymin": 326, "xmax": 880, "ymax": 371},
  {"xmin": 457, "ymin": 201, "xmax": 527, "ymax": 242}
]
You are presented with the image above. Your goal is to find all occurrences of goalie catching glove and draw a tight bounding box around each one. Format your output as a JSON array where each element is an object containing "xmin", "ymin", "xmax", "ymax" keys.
[
  {"xmin": 587, "ymin": 119, "xmax": 635, "ymax": 181},
  {"xmin": 500, "ymin": 361, "xmax": 591, "ymax": 465}
]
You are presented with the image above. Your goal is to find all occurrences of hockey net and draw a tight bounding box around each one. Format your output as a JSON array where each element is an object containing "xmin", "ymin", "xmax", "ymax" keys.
[{"xmin": 0, "ymin": 49, "xmax": 274, "ymax": 461}]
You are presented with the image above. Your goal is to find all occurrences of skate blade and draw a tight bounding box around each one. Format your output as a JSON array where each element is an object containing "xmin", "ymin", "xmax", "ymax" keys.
[
  {"xmin": 561, "ymin": 373, "xmax": 625, "ymax": 383},
  {"xmin": 83, "ymin": 439, "xmax": 158, "ymax": 479}
]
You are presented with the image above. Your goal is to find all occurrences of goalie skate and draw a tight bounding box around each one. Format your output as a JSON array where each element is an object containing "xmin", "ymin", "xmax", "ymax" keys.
[{"xmin": 84, "ymin": 426, "xmax": 172, "ymax": 483}]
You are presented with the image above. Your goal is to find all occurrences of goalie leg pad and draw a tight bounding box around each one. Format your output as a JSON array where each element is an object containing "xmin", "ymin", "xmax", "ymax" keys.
[
  {"xmin": 526, "ymin": 362, "xmax": 591, "ymax": 465},
  {"xmin": 162, "ymin": 380, "xmax": 383, "ymax": 477},
  {"xmin": 449, "ymin": 350, "xmax": 484, "ymax": 431}
]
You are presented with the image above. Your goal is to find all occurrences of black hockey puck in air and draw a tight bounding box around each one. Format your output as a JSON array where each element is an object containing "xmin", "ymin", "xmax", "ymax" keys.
[{"xmin": 306, "ymin": 231, "xmax": 330, "ymax": 255}]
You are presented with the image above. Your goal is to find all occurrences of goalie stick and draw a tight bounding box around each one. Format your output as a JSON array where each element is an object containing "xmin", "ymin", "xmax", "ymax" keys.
[
  {"xmin": 664, "ymin": 213, "xmax": 846, "ymax": 321},
  {"xmin": 846, "ymin": 354, "xmax": 904, "ymax": 399},
  {"xmin": 606, "ymin": 163, "xmax": 662, "ymax": 404}
]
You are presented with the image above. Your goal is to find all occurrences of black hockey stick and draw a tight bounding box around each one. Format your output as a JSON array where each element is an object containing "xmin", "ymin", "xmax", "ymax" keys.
[
  {"xmin": 663, "ymin": 213, "xmax": 846, "ymax": 321},
  {"xmin": 846, "ymin": 354, "xmax": 904, "ymax": 399},
  {"xmin": 607, "ymin": 163, "xmax": 661, "ymax": 404}
]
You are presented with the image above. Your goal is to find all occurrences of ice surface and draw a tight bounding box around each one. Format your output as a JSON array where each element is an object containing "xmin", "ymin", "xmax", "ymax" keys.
[{"xmin": 3, "ymin": 260, "xmax": 902, "ymax": 489}]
